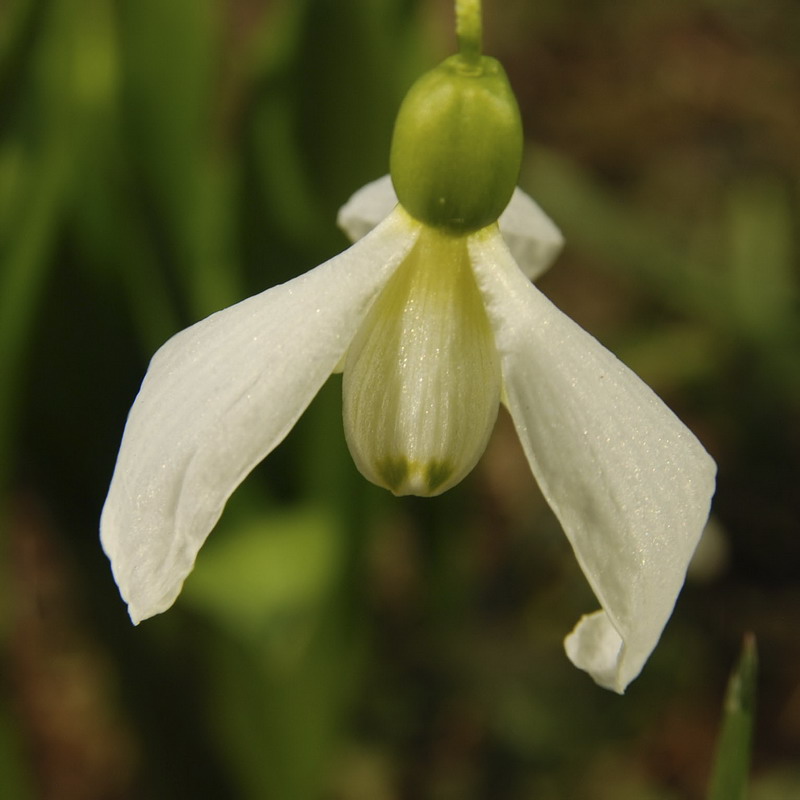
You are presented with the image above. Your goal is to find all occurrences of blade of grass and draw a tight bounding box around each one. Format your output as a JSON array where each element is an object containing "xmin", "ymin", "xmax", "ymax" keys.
[{"xmin": 708, "ymin": 634, "xmax": 758, "ymax": 800}]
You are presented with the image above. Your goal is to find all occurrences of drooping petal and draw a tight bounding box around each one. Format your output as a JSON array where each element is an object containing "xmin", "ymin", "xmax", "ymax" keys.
[
  {"xmin": 343, "ymin": 226, "xmax": 500, "ymax": 497},
  {"xmin": 101, "ymin": 209, "xmax": 421, "ymax": 624},
  {"xmin": 469, "ymin": 229, "xmax": 716, "ymax": 693},
  {"xmin": 338, "ymin": 175, "xmax": 562, "ymax": 279}
]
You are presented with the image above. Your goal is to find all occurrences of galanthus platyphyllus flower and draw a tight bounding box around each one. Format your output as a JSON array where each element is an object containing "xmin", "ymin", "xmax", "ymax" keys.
[{"xmin": 101, "ymin": 43, "xmax": 715, "ymax": 694}]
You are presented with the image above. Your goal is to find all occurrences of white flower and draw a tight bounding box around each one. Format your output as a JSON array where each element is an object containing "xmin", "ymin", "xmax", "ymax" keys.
[{"xmin": 100, "ymin": 176, "xmax": 715, "ymax": 693}]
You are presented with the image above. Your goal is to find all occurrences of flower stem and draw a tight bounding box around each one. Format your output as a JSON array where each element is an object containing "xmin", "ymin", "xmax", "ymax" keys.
[{"xmin": 455, "ymin": 0, "xmax": 482, "ymax": 66}]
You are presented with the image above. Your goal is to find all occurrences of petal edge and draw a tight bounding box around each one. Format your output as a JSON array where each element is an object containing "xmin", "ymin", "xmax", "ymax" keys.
[
  {"xmin": 101, "ymin": 209, "xmax": 420, "ymax": 622},
  {"xmin": 469, "ymin": 231, "xmax": 716, "ymax": 692}
]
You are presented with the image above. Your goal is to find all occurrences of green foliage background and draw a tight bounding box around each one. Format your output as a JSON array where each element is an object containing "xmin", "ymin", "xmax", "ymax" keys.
[{"xmin": 1, "ymin": 0, "xmax": 798, "ymax": 797}]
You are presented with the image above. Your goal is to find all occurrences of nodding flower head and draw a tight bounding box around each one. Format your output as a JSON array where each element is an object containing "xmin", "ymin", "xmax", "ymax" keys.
[{"xmin": 100, "ymin": 14, "xmax": 715, "ymax": 694}]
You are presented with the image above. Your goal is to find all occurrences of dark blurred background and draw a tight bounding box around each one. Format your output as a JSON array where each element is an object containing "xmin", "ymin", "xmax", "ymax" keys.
[{"xmin": 1, "ymin": 0, "xmax": 798, "ymax": 797}]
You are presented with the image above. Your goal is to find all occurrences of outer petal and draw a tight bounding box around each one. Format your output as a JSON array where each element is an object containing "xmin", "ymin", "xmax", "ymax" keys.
[
  {"xmin": 469, "ymin": 230, "xmax": 716, "ymax": 693},
  {"xmin": 337, "ymin": 175, "xmax": 399, "ymax": 243},
  {"xmin": 338, "ymin": 175, "xmax": 563, "ymax": 279},
  {"xmin": 496, "ymin": 187, "xmax": 564, "ymax": 280},
  {"xmin": 101, "ymin": 209, "xmax": 420, "ymax": 623}
]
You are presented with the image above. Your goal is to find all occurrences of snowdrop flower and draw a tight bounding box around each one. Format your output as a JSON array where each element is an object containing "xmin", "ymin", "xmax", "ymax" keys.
[{"xmin": 101, "ymin": 7, "xmax": 715, "ymax": 693}]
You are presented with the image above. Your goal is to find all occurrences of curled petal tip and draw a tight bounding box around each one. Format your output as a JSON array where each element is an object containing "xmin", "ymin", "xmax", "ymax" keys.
[
  {"xmin": 564, "ymin": 611, "xmax": 627, "ymax": 694},
  {"xmin": 470, "ymin": 229, "xmax": 715, "ymax": 691}
]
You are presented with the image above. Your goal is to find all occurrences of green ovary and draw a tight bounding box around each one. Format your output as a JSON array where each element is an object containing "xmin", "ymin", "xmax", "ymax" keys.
[{"xmin": 342, "ymin": 226, "xmax": 501, "ymax": 497}]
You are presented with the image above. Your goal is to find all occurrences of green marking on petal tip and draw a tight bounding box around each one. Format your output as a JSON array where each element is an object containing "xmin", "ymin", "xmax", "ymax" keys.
[
  {"xmin": 378, "ymin": 457, "xmax": 409, "ymax": 494},
  {"xmin": 376, "ymin": 457, "xmax": 454, "ymax": 496},
  {"xmin": 425, "ymin": 460, "xmax": 453, "ymax": 493}
]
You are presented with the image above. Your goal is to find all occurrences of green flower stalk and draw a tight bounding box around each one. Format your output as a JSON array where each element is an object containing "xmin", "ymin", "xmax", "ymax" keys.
[{"xmin": 456, "ymin": 0, "xmax": 483, "ymax": 66}]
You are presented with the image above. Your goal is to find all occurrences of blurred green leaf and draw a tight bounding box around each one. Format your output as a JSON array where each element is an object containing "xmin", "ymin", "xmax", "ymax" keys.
[
  {"xmin": 727, "ymin": 178, "xmax": 796, "ymax": 342},
  {"xmin": 0, "ymin": 0, "xmax": 78, "ymax": 486},
  {"xmin": 293, "ymin": 0, "xmax": 423, "ymax": 207},
  {"xmin": 119, "ymin": 0, "xmax": 240, "ymax": 318},
  {"xmin": 708, "ymin": 634, "xmax": 758, "ymax": 800},
  {"xmin": 0, "ymin": 2, "xmax": 76, "ymax": 793},
  {"xmin": 522, "ymin": 148, "xmax": 725, "ymax": 324},
  {"xmin": 182, "ymin": 500, "xmax": 363, "ymax": 799},
  {"xmin": 64, "ymin": 0, "xmax": 183, "ymax": 351},
  {"xmin": 0, "ymin": 0, "xmax": 44, "ymax": 113},
  {"xmin": 182, "ymin": 506, "xmax": 344, "ymax": 649},
  {"xmin": 202, "ymin": 595, "xmax": 364, "ymax": 800},
  {"xmin": 246, "ymin": 0, "xmax": 425, "ymax": 263},
  {"xmin": 0, "ymin": 142, "xmax": 67, "ymax": 468}
]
